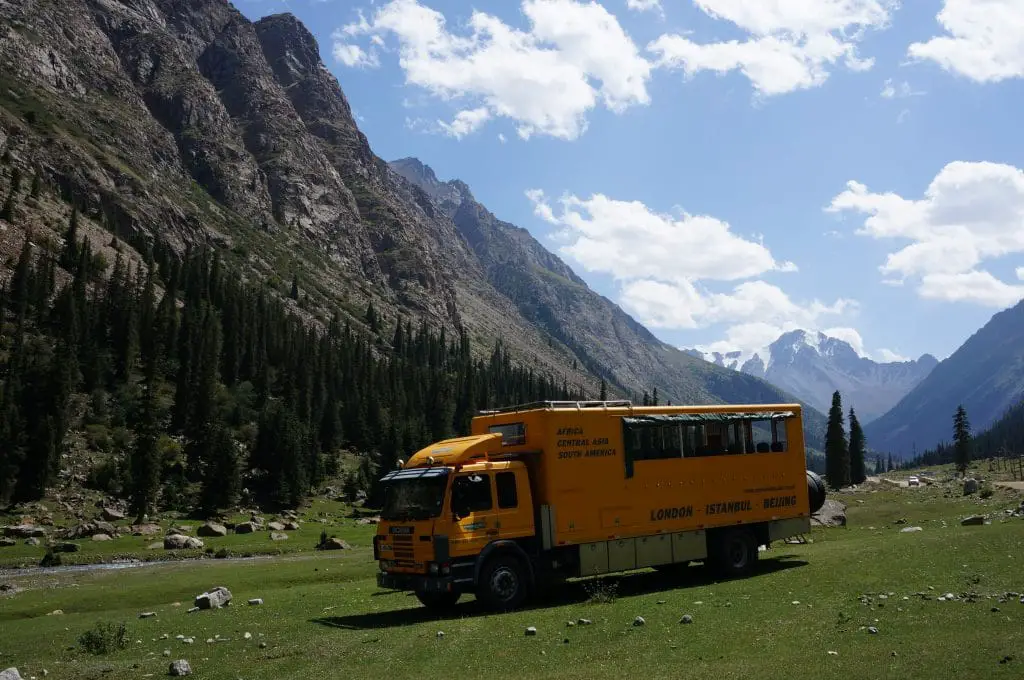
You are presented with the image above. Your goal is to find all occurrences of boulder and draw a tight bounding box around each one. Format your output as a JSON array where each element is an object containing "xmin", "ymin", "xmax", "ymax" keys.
[
  {"xmin": 195, "ymin": 586, "xmax": 232, "ymax": 609},
  {"xmin": 318, "ymin": 537, "xmax": 350, "ymax": 550},
  {"xmin": 283, "ymin": 521, "xmax": 300, "ymax": 531},
  {"xmin": 0, "ymin": 668, "xmax": 23, "ymax": 680},
  {"xmin": 169, "ymin": 659, "xmax": 192, "ymax": 676},
  {"xmin": 266, "ymin": 521, "xmax": 285, "ymax": 532},
  {"xmin": 963, "ymin": 478, "xmax": 979, "ymax": 495},
  {"xmin": 234, "ymin": 522, "xmax": 257, "ymax": 534},
  {"xmin": 811, "ymin": 499, "xmax": 847, "ymax": 527},
  {"xmin": 197, "ymin": 523, "xmax": 228, "ymax": 538},
  {"xmin": 3, "ymin": 525, "xmax": 47, "ymax": 538},
  {"xmin": 101, "ymin": 507, "xmax": 125, "ymax": 521},
  {"xmin": 961, "ymin": 515, "xmax": 986, "ymax": 526},
  {"xmin": 54, "ymin": 542, "xmax": 80, "ymax": 553},
  {"xmin": 0, "ymin": 538, "xmax": 14, "ymax": 547},
  {"xmin": 269, "ymin": 532, "xmax": 288, "ymax": 541},
  {"xmin": 91, "ymin": 533, "xmax": 113, "ymax": 541},
  {"xmin": 164, "ymin": 534, "xmax": 204, "ymax": 550}
]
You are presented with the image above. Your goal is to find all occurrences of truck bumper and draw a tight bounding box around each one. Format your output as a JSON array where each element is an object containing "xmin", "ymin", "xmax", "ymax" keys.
[{"xmin": 377, "ymin": 571, "xmax": 456, "ymax": 593}]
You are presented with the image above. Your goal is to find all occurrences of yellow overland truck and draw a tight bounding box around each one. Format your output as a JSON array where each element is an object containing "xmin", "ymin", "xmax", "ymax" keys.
[{"xmin": 373, "ymin": 400, "xmax": 827, "ymax": 611}]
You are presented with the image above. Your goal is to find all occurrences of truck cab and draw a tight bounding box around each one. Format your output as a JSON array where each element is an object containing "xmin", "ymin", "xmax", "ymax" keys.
[{"xmin": 374, "ymin": 434, "xmax": 538, "ymax": 610}]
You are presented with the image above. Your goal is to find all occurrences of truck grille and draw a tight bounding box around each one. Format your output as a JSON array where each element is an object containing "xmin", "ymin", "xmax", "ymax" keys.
[{"xmin": 392, "ymin": 534, "xmax": 415, "ymax": 560}]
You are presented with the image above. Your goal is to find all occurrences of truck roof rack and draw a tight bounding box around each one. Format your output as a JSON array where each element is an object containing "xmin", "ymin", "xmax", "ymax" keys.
[{"xmin": 476, "ymin": 400, "xmax": 633, "ymax": 415}]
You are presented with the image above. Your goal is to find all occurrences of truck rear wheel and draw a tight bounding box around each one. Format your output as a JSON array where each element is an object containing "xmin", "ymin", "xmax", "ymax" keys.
[
  {"xmin": 415, "ymin": 590, "xmax": 461, "ymax": 611},
  {"xmin": 709, "ymin": 527, "xmax": 757, "ymax": 578},
  {"xmin": 476, "ymin": 554, "xmax": 528, "ymax": 611}
]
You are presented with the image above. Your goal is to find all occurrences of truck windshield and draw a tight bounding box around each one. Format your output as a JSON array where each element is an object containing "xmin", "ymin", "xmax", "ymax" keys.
[{"xmin": 381, "ymin": 475, "xmax": 449, "ymax": 521}]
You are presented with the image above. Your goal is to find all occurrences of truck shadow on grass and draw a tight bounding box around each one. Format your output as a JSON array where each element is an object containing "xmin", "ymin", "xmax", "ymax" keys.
[{"xmin": 313, "ymin": 554, "xmax": 807, "ymax": 630}]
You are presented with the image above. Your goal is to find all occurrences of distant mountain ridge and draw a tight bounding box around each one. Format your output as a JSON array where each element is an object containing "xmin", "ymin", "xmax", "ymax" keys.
[
  {"xmin": 389, "ymin": 157, "xmax": 829, "ymax": 446},
  {"xmin": 687, "ymin": 330, "xmax": 938, "ymax": 423},
  {"xmin": 864, "ymin": 299, "xmax": 1024, "ymax": 457}
]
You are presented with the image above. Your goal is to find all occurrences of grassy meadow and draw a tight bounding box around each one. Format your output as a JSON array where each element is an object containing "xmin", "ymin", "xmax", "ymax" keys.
[{"xmin": 1, "ymin": 479, "xmax": 1022, "ymax": 680}]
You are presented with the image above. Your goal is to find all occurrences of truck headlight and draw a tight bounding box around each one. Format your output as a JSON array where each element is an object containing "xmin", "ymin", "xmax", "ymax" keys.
[
  {"xmin": 429, "ymin": 563, "xmax": 439, "ymax": 575},
  {"xmin": 379, "ymin": 560, "xmax": 395, "ymax": 570}
]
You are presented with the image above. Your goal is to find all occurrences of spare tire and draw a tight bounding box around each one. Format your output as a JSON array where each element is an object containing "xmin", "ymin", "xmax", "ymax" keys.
[{"xmin": 806, "ymin": 470, "xmax": 826, "ymax": 514}]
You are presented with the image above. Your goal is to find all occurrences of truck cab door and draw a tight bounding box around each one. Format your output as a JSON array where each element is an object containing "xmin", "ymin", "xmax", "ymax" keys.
[
  {"xmin": 492, "ymin": 469, "xmax": 534, "ymax": 540},
  {"xmin": 449, "ymin": 472, "xmax": 495, "ymax": 558}
]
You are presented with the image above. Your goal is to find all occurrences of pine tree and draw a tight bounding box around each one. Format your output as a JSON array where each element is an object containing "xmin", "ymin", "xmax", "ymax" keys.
[
  {"xmin": 30, "ymin": 170, "xmax": 41, "ymax": 198},
  {"xmin": 129, "ymin": 354, "xmax": 161, "ymax": 521},
  {"xmin": 824, "ymin": 390, "xmax": 850, "ymax": 489},
  {"xmin": 599, "ymin": 378, "xmax": 607, "ymax": 401},
  {"xmin": 1, "ymin": 167, "xmax": 21, "ymax": 221},
  {"xmin": 953, "ymin": 404, "xmax": 972, "ymax": 475},
  {"xmin": 848, "ymin": 407, "xmax": 866, "ymax": 485},
  {"xmin": 887, "ymin": 453, "xmax": 894, "ymax": 472},
  {"xmin": 289, "ymin": 274, "xmax": 299, "ymax": 300}
]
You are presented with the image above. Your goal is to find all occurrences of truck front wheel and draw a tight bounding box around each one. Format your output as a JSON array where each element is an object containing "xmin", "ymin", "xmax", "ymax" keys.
[
  {"xmin": 415, "ymin": 590, "xmax": 461, "ymax": 611},
  {"xmin": 476, "ymin": 554, "xmax": 529, "ymax": 611},
  {"xmin": 709, "ymin": 527, "xmax": 757, "ymax": 579}
]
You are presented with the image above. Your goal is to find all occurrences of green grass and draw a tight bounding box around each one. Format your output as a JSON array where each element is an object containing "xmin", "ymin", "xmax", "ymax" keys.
[{"xmin": 1, "ymin": 483, "xmax": 1022, "ymax": 679}]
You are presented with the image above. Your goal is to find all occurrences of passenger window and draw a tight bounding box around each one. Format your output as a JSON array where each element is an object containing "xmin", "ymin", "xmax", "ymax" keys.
[
  {"xmin": 489, "ymin": 422, "xmax": 526, "ymax": 446},
  {"xmin": 771, "ymin": 419, "xmax": 789, "ymax": 452},
  {"xmin": 452, "ymin": 473, "xmax": 492, "ymax": 513},
  {"xmin": 496, "ymin": 472, "xmax": 518, "ymax": 509}
]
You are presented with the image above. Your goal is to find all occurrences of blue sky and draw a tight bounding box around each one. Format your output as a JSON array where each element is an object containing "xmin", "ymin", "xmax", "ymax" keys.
[{"xmin": 234, "ymin": 0, "xmax": 1024, "ymax": 364}]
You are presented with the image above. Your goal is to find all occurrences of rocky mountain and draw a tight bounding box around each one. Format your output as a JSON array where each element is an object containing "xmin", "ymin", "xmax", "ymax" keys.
[
  {"xmin": 0, "ymin": 0, "xmax": 827, "ymax": 444},
  {"xmin": 689, "ymin": 330, "xmax": 937, "ymax": 423},
  {"xmin": 865, "ymin": 299, "xmax": 1024, "ymax": 457}
]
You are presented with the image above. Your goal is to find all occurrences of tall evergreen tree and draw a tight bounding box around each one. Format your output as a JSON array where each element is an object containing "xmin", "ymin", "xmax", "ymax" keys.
[
  {"xmin": 1, "ymin": 167, "xmax": 21, "ymax": 221},
  {"xmin": 599, "ymin": 378, "xmax": 607, "ymax": 401},
  {"xmin": 953, "ymin": 404, "xmax": 972, "ymax": 475},
  {"xmin": 848, "ymin": 407, "xmax": 866, "ymax": 485},
  {"xmin": 824, "ymin": 390, "xmax": 850, "ymax": 489}
]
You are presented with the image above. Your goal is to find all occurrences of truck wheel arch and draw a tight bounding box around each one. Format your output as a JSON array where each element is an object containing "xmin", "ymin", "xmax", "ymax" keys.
[{"xmin": 474, "ymin": 540, "xmax": 535, "ymax": 588}]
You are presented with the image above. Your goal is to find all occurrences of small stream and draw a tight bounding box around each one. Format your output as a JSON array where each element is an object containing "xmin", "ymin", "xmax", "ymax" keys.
[{"xmin": 0, "ymin": 554, "xmax": 288, "ymax": 578}]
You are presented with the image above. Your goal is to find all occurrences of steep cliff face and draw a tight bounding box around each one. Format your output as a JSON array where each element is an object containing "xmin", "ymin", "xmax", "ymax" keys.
[{"xmin": 0, "ymin": 0, "xmax": 828, "ymax": 444}]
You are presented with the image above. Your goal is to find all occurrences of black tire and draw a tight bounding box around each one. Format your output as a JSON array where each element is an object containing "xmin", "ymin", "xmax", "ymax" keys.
[
  {"xmin": 807, "ymin": 470, "xmax": 826, "ymax": 514},
  {"xmin": 476, "ymin": 554, "xmax": 529, "ymax": 611},
  {"xmin": 415, "ymin": 589, "xmax": 461, "ymax": 610},
  {"xmin": 709, "ymin": 528, "xmax": 758, "ymax": 578}
]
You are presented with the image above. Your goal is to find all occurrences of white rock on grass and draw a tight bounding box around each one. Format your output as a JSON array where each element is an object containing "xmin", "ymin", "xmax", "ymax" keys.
[
  {"xmin": 0, "ymin": 668, "xmax": 23, "ymax": 680},
  {"xmin": 194, "ymin": 586, "xmax": 232, "ymax": 610},
  {"xmin": 169, "ymin": 659, "xmax": 192, "ymax": 676}
]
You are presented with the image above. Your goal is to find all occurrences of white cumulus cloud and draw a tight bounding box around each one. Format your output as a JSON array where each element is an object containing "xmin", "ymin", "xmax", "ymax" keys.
[
  {"xmin": 881, "ymin": 78, "xmax": 925, "ymax": 98},
  {"xmin": 908, "ymin": 0, "xmax": 1024, "ymax": 83},
  {"xmin": 649, "ymin": 0, "xmax": 896, "ymax": 96},
  {"xmin": 527, "ymin": 188, "xmax": 857, "ymax": 360},
  {"xmin": 827, "ymin": 160, "xmax": 1024, "ymax": 308},
  {"xmin": 626, "ymin": 0, "xmax": 662, "ymax": 13},
  {"xmin": 439, "ymin": 107, "xmax": 491, "ymax": 139},
  {"xmin": 336, "ymin": 0, "xmax": 652, "ymax": 140},
  {"xmin": 332, "ymin": 42, "xmax": 379, "ymax": 68}
]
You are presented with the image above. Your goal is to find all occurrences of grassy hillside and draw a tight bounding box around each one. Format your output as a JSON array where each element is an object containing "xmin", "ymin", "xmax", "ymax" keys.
[{"xmin": 2, "ymin": 481, "xmax": 1021, "ymax": 679}]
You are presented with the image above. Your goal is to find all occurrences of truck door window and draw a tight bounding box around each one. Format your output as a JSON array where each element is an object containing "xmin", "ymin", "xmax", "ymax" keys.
[
  {"xmin": 495, "ymin": 472, "xmax": 518, "ymax": 509},
  {"xmin": 452, "ymin": 473, "xmax": 492, "ymax": 513}
]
